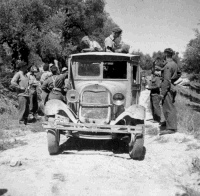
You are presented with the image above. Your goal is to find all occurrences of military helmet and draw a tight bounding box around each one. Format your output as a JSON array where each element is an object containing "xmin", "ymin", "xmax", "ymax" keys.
[
  {"xmin": 164, "ymin": 48, "xmax": 174, "ymax": 55},
  {"xmin": 62, "ymin": 67, "xmax": 68, "ymax": 72}
]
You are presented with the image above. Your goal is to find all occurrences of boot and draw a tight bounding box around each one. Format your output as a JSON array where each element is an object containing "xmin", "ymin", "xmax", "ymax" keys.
[
  {"xmin": 159, "ymin": 121, "xmax": 166, "ymax": 127},
  {"xmin": 159, "ymin": 129, "xmax": 176, "ymax": 135}
]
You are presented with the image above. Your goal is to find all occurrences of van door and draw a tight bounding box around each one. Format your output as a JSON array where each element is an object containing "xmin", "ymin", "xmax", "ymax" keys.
[{"xmin": 132, "ymin": 65, "xmax": 141, "ymax": 104}]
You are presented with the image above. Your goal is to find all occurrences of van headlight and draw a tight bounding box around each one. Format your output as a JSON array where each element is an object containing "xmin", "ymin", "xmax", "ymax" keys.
[
  {"xmin": 66, "ymin": 89, "xmax": 79, "ymax": 103},
  {"xmin": 113, "ymin": 93, "xmax": 125, "ymax": 106}
]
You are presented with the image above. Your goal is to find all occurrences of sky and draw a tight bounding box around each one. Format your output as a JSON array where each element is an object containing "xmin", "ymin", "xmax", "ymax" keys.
[{"xmin": 105, "ymin": 0, "xmax": 200, "ymax": 57}]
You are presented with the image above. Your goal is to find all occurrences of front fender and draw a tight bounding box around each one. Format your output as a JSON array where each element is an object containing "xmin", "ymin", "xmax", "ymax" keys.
[
  {"xmin": 110, "ymin": 104, "xmax": 146, "ymax": 125},
  {"xmin": 44, "ymin": 99, "xmax": 78, "ymax": 123}
]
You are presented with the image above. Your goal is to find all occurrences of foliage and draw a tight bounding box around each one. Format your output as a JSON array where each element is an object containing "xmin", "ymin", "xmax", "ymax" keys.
[
  {"xmin": 176, "ymin": 87, "xmax": 200, "ymax": 139},
  {"xmin": 131, "ymin": 50, "xmax": 153, "ymax": 70},
  {"xmin": 183, "ymin": 29, "xmax": 200, "ymax": 76},
  {"xmin": 152, "ymin": 51, "xmax": 165, "ymax": 61},
  {"xmin": 0, "ymin": 0, "xmax": 118, "ymax": 68}
]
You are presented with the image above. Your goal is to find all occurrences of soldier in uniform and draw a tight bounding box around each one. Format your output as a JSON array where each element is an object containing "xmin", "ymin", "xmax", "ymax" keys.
[
  {"xmin": 41, "ymin": 65, "xmax": 70, "ymax": 102},
  {"xmin": 159, "ymin": 48, "xmax": 179, "ymax": 135},
  {"xmin": 41, "ymin": 65, "xmax": 58, "ymax": 104},
  {"xmin": 147, "ymin": 65, "xmax": 162, "ymax": 123}
]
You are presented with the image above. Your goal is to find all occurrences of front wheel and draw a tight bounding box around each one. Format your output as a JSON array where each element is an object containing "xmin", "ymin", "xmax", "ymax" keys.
[
  {"xmin": 47, "ymin": 129, "xmax": 60, "ymax": 155},
  {"xmin": 129, "ymin": 134, "xmax": 144, "ymax": 160}
]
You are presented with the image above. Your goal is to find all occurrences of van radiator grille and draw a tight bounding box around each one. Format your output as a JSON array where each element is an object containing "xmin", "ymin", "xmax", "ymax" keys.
[{"xmin": 81, "ymin": 88, "xmax": 109, "ymax": 119}]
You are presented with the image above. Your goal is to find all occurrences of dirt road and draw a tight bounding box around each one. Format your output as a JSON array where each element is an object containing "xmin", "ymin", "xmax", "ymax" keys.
[{"xmin": 0, "ymin": 121, "xmax": 200, "ymax": 196}]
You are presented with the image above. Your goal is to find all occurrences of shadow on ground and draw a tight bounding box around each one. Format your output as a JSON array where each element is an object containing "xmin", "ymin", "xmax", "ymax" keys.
[
  {"xmin": 24, "ymin": 121, "xmax": 45, "ymax": 132},
  {"xmin": 58, "ymin": 137, "xmax": 146, "ymax": 161}
]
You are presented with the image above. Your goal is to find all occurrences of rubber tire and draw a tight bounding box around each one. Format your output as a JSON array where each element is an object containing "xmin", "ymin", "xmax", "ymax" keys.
[
  {"xmin": 129, "ymin": 134, "xmax": 144, "ymax": 160},
  {"xmin": 47, "ymin": 129, "xmax": 60, "ymax": 155}
]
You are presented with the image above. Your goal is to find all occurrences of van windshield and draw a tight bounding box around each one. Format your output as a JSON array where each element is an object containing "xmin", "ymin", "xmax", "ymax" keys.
[
  {"xmin": 76, "ymin": 61, "xmax": 127, "ymax": 79},
  {"xmin": 78, "ymin": 62, "xmax": 101, "ymax": 76}
]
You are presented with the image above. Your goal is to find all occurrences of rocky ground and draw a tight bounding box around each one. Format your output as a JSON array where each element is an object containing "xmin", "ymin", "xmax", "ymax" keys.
[{"xmin": 0, "ymin": 120, "xmax": 200, "ymax": 196}]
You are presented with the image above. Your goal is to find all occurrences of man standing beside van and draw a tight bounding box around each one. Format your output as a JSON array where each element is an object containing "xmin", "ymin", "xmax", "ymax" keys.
[
  {"xmin": 10, "ymin": 61, "xmax": 30, "ymax": 124},
  {"xmin": 159, "ymin": 48, "xmax": 179, "ymax": 135}
]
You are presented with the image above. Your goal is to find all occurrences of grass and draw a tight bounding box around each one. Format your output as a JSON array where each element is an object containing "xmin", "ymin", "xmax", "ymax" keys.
[
  {"xmin": 177, "ymin": 86, "xmax": 200, "ymax": 105},
  {"xmin": 0, "ymin": 65, "xmax": 46, "ymax": 151},
  {"xmin": 0, "ymin": 67, "xmax": 19, "ymax": 131},
  {"xmin": 0, "ymin": 68, "xmax": 27, "ymax": 150},
  {"xmin": 145, "ymin": 86, "xmax": 200, "ymax": 139},
  {"xmin": 0, "ymin": 91, "xmax": 44, "ymax": 151},
  {"xmin": 0, "ymin": 95, "xmax": 19, "ymax": 130},
  {"xmin": 0, "ymin": 96, "xmax": 26, "ymax": 151},
  {"xmin": 176, "ymin": 91, "xmax": 200, "ymax": 139}
]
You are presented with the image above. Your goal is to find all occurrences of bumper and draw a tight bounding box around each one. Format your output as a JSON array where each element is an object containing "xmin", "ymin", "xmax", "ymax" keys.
[{"xmin": 42, "ymin": 121, "xmax": 144, "ymax": 140}]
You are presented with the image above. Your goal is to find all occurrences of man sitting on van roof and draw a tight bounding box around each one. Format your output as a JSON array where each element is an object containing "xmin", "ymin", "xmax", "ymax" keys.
[
  {"xmin": 105, "ymin": 27, "xmax": 123, "ymax": 53},
  {"xmin": 80, "ymin": 36, "xmax": 103, "ymax": 52}
]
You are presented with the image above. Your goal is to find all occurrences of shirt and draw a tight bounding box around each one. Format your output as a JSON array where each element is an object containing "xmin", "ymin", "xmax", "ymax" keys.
[
  {"xmin": 40, "ymin": 71, "xmax": 52, "ymax": 84},
  {"xmin": 11, "ymin": 71, "xmax": 29, "ymax": 96},
  {"xmin": 27, "ymin": 72, "xmax": 38, "ymax": 86},
  {"xmin": 82, "ymin": 41, "xmax": 103, "ymax": 52},
  {"xmin": 148, "ymin": 75, "xmax": 161, "ymax": 94},
  {"xmin": 105, "ymin": 35, "xmax": 115, "ymax": 52},
  {"xmin": 90, "ymin": 41, "xmax": 102, "ymax": 51},
  {"xmin": 41, "ymin": 72, "xmax": 68, "ymax": 93}
]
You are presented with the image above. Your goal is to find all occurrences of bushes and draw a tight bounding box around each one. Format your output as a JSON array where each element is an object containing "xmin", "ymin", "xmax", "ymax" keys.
[
  {"xmin": 183, "ymin": 30, "xmax": 200, "ymax": 78},
  {"xmin": 0, "ymin": 95, "xmax": 18, "ymax": 130},
  {"xmin": 0, "ymin": 66, "xmax": 19, "ymax": 130},
  {"xmin": 0, "ymin": 0, "xmax": 119, "ymax": 68},
  {"xmin": 176, "ymin": 90, "xmax": 200, "ymax": 139}
]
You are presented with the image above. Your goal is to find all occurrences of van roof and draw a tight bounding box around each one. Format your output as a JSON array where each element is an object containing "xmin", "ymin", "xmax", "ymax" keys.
[{"xmin": 70, "ymin": 52, "xmax": 140, "ymax": 62}]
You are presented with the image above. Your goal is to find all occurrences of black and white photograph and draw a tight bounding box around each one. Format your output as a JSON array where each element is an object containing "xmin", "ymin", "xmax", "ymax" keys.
[{"xmin": 0, "ymin": 0, "xmax": 200, "ymax": 195}]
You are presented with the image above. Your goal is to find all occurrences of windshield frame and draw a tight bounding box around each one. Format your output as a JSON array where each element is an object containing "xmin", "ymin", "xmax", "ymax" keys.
[{"xmin": 72, "ymin": 60, "xmax": 130, "ymax": 80}]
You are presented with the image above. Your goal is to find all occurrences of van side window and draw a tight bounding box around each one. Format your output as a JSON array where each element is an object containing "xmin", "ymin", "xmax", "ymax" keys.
[{"xmin": 133, "ymin": 66, "xmax": 137, "ymax": 83}]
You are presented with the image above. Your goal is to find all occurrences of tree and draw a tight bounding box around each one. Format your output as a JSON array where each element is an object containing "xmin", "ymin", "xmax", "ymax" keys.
[
  {"xmin": 152, "ymin": 51, "xmax": 165, "ymax": 61},
  {"xmin": 0, "ymin": 0, "xmax": 119, "ymax": 69},
  {"xmin": 131, "ymin": 50, "xmax": 153, "ymax": 70},
  {"xmin": 183, "ymin": 29, "xmax": 200, "ymax": 75}
]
